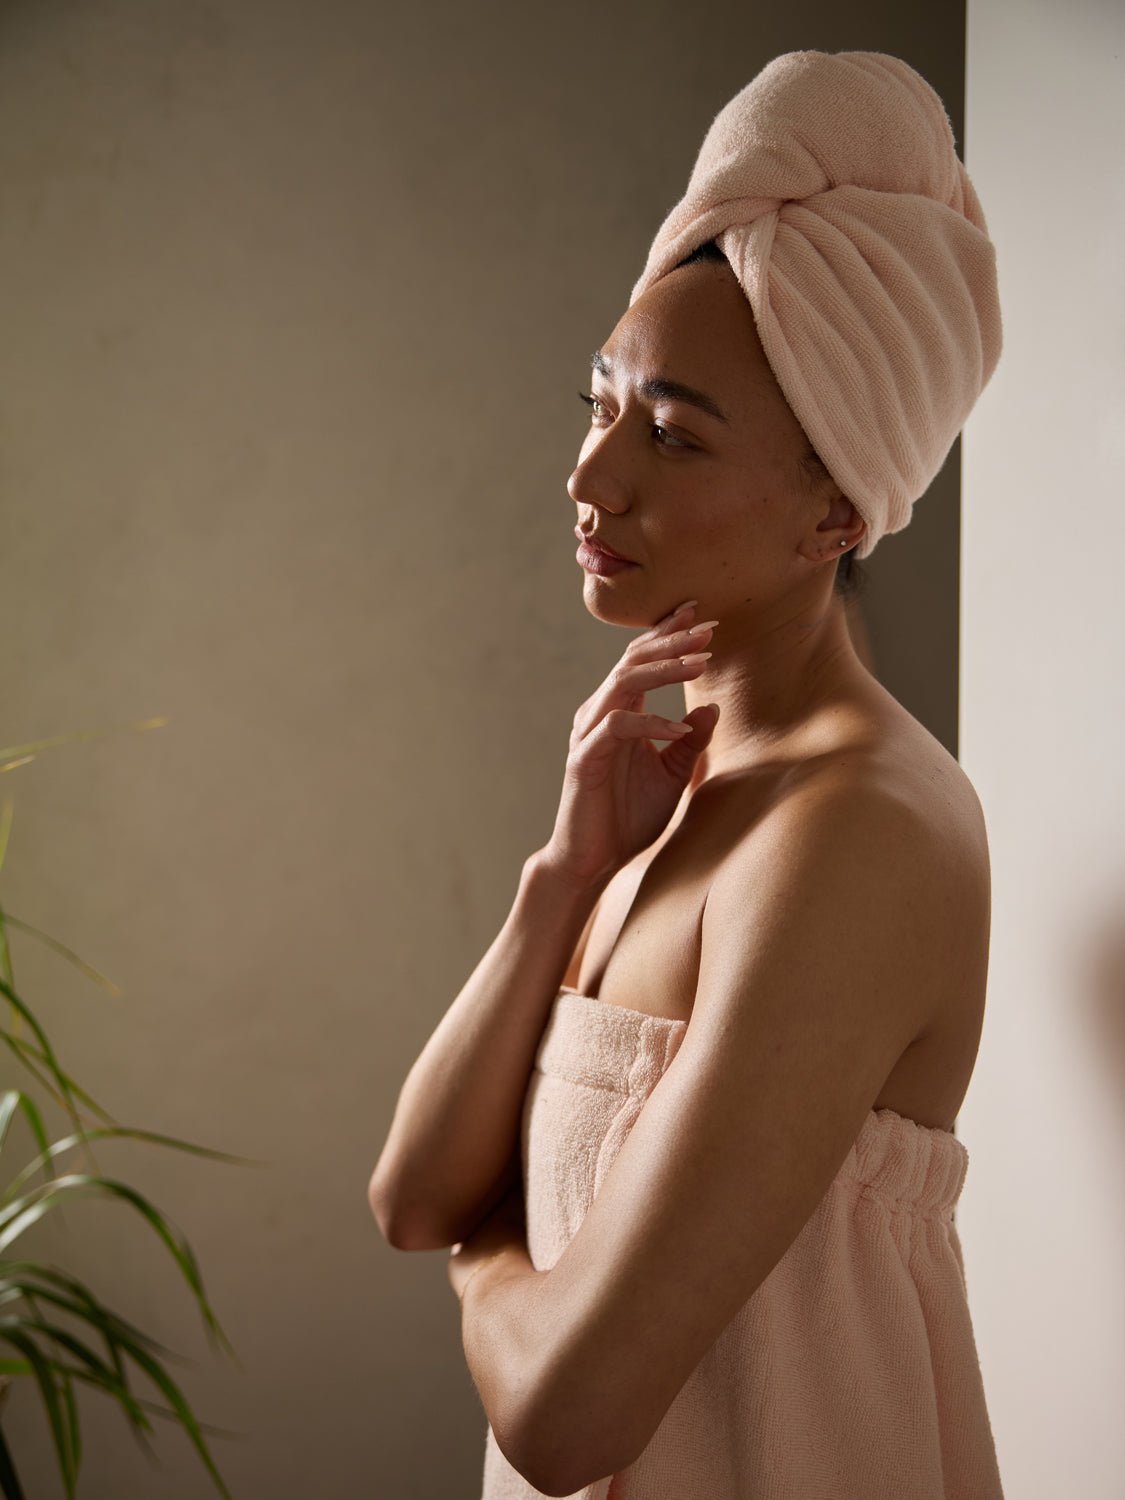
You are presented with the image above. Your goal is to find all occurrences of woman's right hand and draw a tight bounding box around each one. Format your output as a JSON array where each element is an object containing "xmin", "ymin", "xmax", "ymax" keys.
[{"xmin": 540, "ymin": 599, "xmax": 721, "ymax": 889}]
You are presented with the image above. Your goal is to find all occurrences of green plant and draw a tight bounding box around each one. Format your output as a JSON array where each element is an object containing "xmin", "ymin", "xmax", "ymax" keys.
[{"xmin": 0, "ymin": 719, "xmax": 261, "ymax": 1498}]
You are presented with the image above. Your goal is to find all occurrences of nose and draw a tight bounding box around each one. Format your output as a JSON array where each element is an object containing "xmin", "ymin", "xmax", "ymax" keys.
[{"xmin": 567, "ymin": 449, "xmax": 629, "ymax": 517}]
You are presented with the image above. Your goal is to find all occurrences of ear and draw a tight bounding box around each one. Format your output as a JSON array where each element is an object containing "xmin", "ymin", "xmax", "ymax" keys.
[{"xmin": 798, "ymin": 490, "xmax": 865, "ymax": 561}]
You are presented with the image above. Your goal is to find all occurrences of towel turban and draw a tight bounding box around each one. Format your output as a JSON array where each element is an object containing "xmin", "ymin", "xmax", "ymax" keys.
[{"xmin": 628, "ymin": 49, "xmax": 1003, "ymax": 560}]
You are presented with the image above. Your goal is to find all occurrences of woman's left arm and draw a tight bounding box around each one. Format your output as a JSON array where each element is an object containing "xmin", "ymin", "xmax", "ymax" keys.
[{"xmin": 456, "ymin": 775, "xmax": 941, "ymax": 1497}]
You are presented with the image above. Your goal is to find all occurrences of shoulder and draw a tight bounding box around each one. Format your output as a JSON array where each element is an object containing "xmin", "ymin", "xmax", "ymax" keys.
[
  {"xmin": 714, "ymin": 746, "xmax": 935, "ymax": 879},
  {"xmin": 719, "ymin": 707, "xmax": 990, "ymax": 905},
  {"xmin": 700, "ymin": 736, "xmax": 987, "ymax": 1032}
]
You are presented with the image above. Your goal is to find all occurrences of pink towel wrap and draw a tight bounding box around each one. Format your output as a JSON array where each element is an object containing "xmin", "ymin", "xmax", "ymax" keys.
[{"xmin": 480, "ymin": 989, "xmax": 1004, "ymax": 1498}]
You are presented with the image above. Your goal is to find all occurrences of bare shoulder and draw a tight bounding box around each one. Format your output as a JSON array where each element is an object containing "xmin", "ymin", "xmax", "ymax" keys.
[
  {"xmin": 764, "ymin": 703, "xmax": 988, "ymax": 886},
  {"xmin": 708, "ymin": 755, "xmax": 949, "ymax": 913},
  {"xmin": 702, "ymin": 710, "xmax": 991, "ymax": 1049},
  {"xmin": 723, "ymin": 714, "xmax": 984, "ymax": 867}
]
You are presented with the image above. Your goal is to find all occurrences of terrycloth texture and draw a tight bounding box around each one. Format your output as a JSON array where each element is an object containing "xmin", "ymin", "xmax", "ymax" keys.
[
  {"xmin": 480, "ymin": 989, "xmax": 1004, "ymax": 1499},
  {"xmin": 628, "ymin": 50, "xmax": 1003, "ymax": 560}
]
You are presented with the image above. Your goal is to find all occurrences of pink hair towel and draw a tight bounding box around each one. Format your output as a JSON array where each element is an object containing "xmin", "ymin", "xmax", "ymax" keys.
[{"xmin": 629, "ymin": 49, "xmax": 1003, "ymax": 560}]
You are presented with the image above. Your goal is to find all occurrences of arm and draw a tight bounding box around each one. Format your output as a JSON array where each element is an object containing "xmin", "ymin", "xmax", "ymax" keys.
[
  {"xmin": 368, "ymin": 849, "xmax": 607, "ymax": 1251},
  {"xmin": 372, "ymin": 598, "xmax": 719, "ymax": 1252},
  {"xmin": 458, "ymin": 780, "xmax": 938, "ymax": 1496}
]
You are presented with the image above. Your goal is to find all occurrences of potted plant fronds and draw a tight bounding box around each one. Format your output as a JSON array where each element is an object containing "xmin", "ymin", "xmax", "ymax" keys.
[{"xmin": 0, "ymin": 720, "xmax": 260, "ymax": 1499}]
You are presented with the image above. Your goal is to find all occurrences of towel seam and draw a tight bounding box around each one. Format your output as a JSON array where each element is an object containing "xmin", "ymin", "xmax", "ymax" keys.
[
  {"xmin": 843, "ymin": 1177, "xmax": 958, "ymax": 1223},
  {"xmin": 532, "ymin": 1066, "xmax": 649, "ymax": 1099}
]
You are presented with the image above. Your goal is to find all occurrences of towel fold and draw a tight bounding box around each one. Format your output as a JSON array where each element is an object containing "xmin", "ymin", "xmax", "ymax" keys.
[{"xmin": 629, "ymin": 50, "xmax": 1003, "ymax": 559}]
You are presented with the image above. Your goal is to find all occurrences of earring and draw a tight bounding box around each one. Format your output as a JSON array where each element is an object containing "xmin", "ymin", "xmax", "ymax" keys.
[{"xmin": 838, "ymin": 539, "xmax": 848, "ymax": 548}]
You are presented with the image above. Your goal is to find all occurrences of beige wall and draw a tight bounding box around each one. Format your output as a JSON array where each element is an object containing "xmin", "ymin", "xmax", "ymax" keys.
[
  {"xmin": 960, "ymin": 1, "xmax": 1125, "ymax": 1495},
  {"xmin": 2, "ymin": 5, "xmax": 971, "ymax": 1495}
]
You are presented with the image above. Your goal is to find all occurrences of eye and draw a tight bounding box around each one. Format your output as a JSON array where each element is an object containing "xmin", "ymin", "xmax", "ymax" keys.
[{"xmin": 576, "ymin": 391, "xmax": 689, "ymax": 448}]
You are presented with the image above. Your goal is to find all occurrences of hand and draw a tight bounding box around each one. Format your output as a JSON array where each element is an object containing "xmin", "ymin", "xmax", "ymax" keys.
[
  {"xmin": 541, "ymin": 599, "xmax": 720, "ymax": 887},
  {"xmin": 447, "ymin": 1181, "xmax": 529, "ymax": 1304}
]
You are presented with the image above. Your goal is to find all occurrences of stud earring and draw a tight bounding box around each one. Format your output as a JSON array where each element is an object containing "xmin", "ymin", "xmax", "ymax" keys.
[{"xmin": 838, "ymin": 539, "xmax": 848, "ymax": 548}]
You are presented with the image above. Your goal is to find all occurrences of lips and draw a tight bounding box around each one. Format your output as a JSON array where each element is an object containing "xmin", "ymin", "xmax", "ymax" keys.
[{"xmin": 574, "ymin": 527, "xmax": 636, "ymax": 564}]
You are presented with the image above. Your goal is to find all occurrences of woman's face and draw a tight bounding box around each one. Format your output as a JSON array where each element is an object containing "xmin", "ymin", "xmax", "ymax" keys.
[{"xmin": 568, "ymin": 258, "xmax": 852, "ymax": 628}]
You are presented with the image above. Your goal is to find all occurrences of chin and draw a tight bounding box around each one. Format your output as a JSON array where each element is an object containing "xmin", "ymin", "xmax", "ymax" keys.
[{"xmin": 581, "ymin": 578, "xmax": 670, "ymax": 630}]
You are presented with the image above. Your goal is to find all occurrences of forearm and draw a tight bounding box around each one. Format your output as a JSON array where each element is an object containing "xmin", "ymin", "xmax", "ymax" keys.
[
  {"xmin": 460, "ymin": 1248, "xmax": 620, "ymax": 1495},
  {"xmin": 369, "ymin": 849, "xmax": 609, "ymax": 1250},
  {"xmin": 460, "ymin": 1247, "xmax": 551, "ymax": 1485}
]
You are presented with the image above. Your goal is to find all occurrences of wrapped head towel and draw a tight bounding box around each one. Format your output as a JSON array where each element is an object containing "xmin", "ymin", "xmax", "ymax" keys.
[{"xmin": 629, "ymin": 49, "xmax": 1003, "ymax": 560}]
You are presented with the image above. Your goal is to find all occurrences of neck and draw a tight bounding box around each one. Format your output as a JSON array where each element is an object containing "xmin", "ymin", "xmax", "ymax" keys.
[{"xmin": 681, "ymin": 592, "xmax": 876, "ymax": 791}]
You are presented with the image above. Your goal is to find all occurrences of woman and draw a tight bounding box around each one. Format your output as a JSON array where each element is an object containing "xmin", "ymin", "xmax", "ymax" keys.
[{"xmin": 370, "ymin": 49, "xmax": 1005, "ymax": 1500}]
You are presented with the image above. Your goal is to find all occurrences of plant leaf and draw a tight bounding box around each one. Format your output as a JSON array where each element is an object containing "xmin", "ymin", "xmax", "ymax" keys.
[
  {"xmin": 0, "ymin": 1027, "xmax": 119, "ymax": 1130},
  {"xmin": 0, "ymin": 980, "xmax": 89, "ymax": 1142},
  {"xmin": 0, "ymin": 717, "xmax": 169, "ymax": 776},
  {"xmin": 0, "ymin": 912, "xmax": 124, "ymax": 999},
  {"xmin": 0, "ymin": 1415, "xmax": 29, "ymax": 1500},
  {"xmin": 0, "ymin": 1177, "xmax": 237, "ymax": 1361},
  {"xmin": 3, "ymin": 1115, "xmax": 266, "ymax": 1208},
  {"xmin": 0, "ymin": 1093, "xmax": 54, "ymax": 1190},
  {"xmin": 0, "ymin": 1324, "xmax": 77, "ymax": 1495},
  {"xmin": 0, "ymin": 1261, "xmax": 181, "ymax": 1363}
]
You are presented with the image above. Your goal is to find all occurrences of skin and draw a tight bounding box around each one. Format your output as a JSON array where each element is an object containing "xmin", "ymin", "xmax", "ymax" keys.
[
  {"xmin": 569, "ymin": 254, "xmax": 875, "ymax": 789},
  {"xmin": 445, "ymin": 257, "xmax": 991, "ymax": 1494}
]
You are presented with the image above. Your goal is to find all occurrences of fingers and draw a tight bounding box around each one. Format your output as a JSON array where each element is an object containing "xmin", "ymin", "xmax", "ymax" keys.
[
  {"xmin": 595, "ymin": 709, "xmax": 697, "ymax": 742},
  {"xmin": 684, "ymin": 701, "xmax": 721, "ymax": 726},
  {"xmin": 573, "ymin": 648, "xmax": 712, "ymax": 741},
  {"xmin": 647, "ymin": 598, "xmax": 698, "ymax": 636},
  {"xmin": 573, "ymin": 603, "xmax": 719, "ymax": 741},
  {"xmin": 627, "ymin": 597, "xmax": 719, "ymax": 670},
  {"xmin": 587, "ymin": 699, "xmax": 721, "ymax": 755},
  {"xmin": 581, "ymin": 701, "xmax": 721, "ymax": 759},
  {"xmin": 655, "ymin": 702, "xmax": 719, "ymax": 767},
  {"xmin": 606, "ymin": 626, "xmax": 717, "ymax": 712}
]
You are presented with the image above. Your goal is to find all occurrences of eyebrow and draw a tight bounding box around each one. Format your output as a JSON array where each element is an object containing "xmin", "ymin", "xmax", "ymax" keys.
[{"xmin": 590, "ymin": 350, "xmax": 732, "ymax": 426}]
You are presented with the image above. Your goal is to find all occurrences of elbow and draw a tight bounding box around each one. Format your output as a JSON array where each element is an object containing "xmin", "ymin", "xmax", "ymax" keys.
[
  {"xmin": 366, "ymin": 1176, "xmax": 406, "ymax": 1249},
  {"xmin": 467, "ymin": 1272, "xmax": 633, "ymax": 1493},
  {"xmin": 368, "ymin": 1163, "xmax": 520, "ymax": 1251},
  {"xmin": 366, "ymin": 1173, "xmax": 454, "ymax": 1252},
  {"xmin": 502, "ymin": 1383, "xmax": 630, "ymax": 1496},
  {"xmin": 507, "ymin": 1426, "xmax": 623, "ymax": 1498}
]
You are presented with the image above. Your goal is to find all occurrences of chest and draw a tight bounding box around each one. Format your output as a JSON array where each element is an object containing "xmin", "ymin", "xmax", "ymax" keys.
[
  {"xmin": 569, "ymin": 787, "xmax": 991, "ymax": 1134},
  {"xmin": 572, "ymin": 832, "xmax": 710, "ymax": 1023}
]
